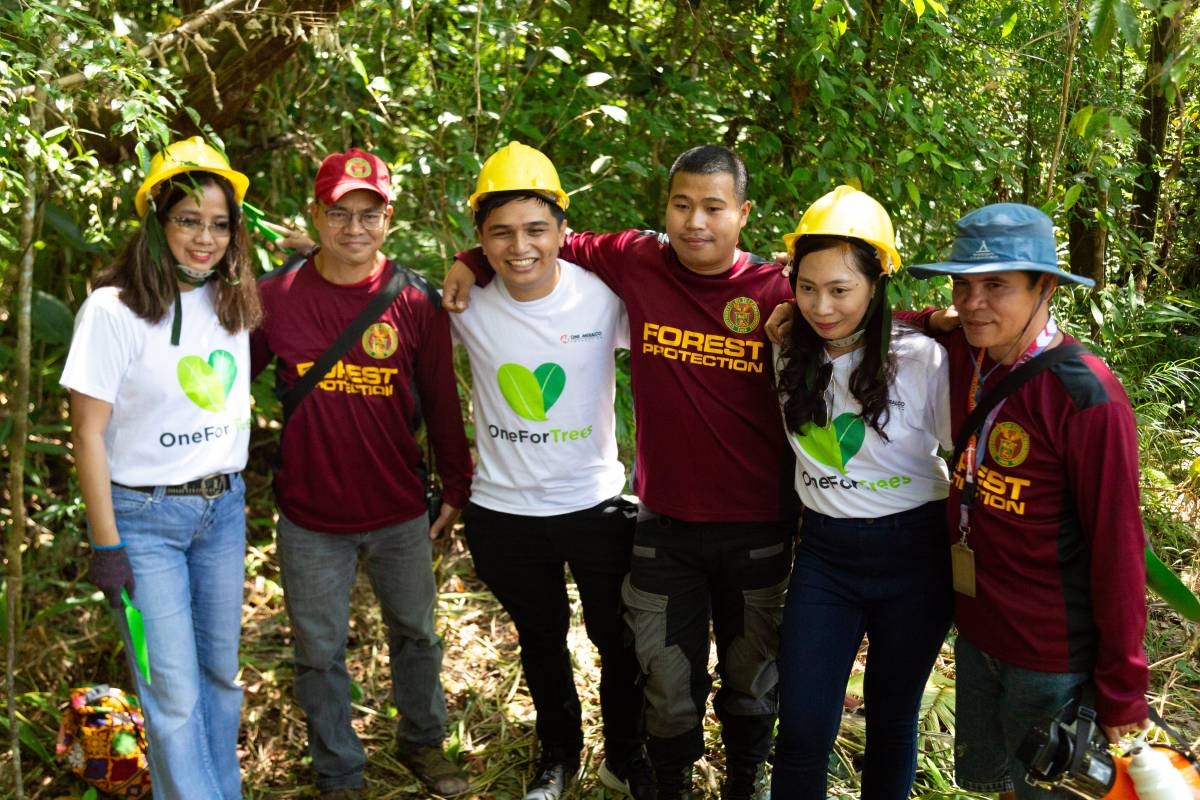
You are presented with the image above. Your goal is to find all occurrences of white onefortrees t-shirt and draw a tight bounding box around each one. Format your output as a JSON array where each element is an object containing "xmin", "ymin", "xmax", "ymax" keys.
[
  {"xmin": 777, "ymin": 330, "xmax": 951, "ymax": 518},
  {"xmin": 61, "ymin": 285, "xmax": 251, "ymax": 486},
  {"xmin": 451, "ymin": 260, "xmax": 629, "ymax": 515}
]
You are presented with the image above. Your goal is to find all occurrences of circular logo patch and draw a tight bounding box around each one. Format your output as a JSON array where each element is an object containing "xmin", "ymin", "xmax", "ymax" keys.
[
  {"xmin": 723, "ymin": 296, "xmax": 761, "ymax": 334},
  {"xmin": 988, "ymin": 422, "xmax": 1030, "ymax": 468},
  {"xmin": 362, "ymin": 322, "xmax": 398, "ymax": 359},
  {"xmin": 344, "ymin": 157, "xmax": 373, "ymax": 179}
]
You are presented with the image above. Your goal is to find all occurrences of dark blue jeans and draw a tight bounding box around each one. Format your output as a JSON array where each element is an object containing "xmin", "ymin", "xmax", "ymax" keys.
[{"xmin": 772, "ymin": 501, "xmax": 952, "ymax": 799}]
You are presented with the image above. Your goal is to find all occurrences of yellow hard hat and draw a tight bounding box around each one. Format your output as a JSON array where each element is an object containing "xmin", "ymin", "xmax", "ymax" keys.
[
  {"xmin": 469, "ymin": 141, "xmax": 569, "ymax": 211},
  {"xmin": 782, "ymin": 185, "xmax": 901, "ymax": 273},
  {"xmin": 134, "ymin": 137, "xmax": 249, "ymax": 217}
]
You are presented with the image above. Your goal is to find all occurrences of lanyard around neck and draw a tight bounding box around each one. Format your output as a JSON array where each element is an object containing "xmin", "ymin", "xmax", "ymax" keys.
[{"xmin": 957, "ymin": 318, "xmax": 1058, "ymax": 541}]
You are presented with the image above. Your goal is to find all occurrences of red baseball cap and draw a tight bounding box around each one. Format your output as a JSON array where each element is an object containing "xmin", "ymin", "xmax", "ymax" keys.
[{"xmin": 314, "ymin": 149, "xmax": 391, "ymax": 204}]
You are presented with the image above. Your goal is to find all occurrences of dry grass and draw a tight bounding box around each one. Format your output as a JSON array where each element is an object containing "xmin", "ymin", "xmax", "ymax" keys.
[{"xmin": 6, "ymin": 516, "xmax": 1200, "ymax": 800}]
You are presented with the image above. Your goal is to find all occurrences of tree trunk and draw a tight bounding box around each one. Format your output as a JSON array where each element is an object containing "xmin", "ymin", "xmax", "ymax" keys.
[
  {"xmin": 1068, "ymin": 175, "xmax": 1108, "ymax": 289},
  {"xmin": 78, "ymin": 0, "xmax": 355, "ymax": 166},
  {"xmin": 6, "ymin": 77, "xmax": 45, "ymax": 800},
  {"xmin": 1130, "ymin": 12, "xmax": 1175, "ymax": 286}
]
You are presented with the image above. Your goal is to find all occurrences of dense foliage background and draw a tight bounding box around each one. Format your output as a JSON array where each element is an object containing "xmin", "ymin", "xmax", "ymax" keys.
[{"xmin": 3, "ymin": 0, "xmax": 1200, "ymax": 797}]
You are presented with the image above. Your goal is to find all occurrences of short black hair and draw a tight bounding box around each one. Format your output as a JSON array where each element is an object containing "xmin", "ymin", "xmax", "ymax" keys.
[
  {"xmin": 474, "ymin": 190, "xmax": 566, "ymax": 229},
  {"xmin": 667, "ymin": 145, "xmax": 748, "ymax": 203}
]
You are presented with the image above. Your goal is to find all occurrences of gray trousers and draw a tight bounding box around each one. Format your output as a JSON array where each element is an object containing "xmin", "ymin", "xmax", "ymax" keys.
[{"xmin": 277, "ymin": 512, "xmax": 448, "ymax": 792}]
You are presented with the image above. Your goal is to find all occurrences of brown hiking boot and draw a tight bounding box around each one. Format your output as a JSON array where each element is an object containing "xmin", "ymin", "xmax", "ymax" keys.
[{"xmin": 396, "ymin": 744, "xmax": 470, "ymax": 797}]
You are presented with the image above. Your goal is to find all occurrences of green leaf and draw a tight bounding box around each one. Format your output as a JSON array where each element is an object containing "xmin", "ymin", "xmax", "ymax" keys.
[
  {"xmin": 1063, "ymin": 183, "xmax": 1083, "ymax": 211},
  {"xmin": 497, "ymin": 363, "xmax": 548, "ymax": 421},
  {"xmin": 18, "ymin": 720, "xmax": 52, "ymax": 763},
  {"xmin": 1070, "ymin": 105, "xmax": 1096, "ymax": 138},
  {"xmin": 1107, "ymin": 113, "xmax": 1135, "ymax": 139},
  {"xmin": 1089, "ymin": 0, "xmax": 1117, "ymax": 58},
  {"xmin": 32, "ymin": 290, "xmax": 75, "ymax": 345},
  {"xmin": 906, "ymin": 180, "xmax": 921, "ymax": 206},
  {"xmin": 533, "ymin": 362, "xmax": 566, "ymax": 413},
  {"xmin": 43, "ymin": 202, "xmax": 101, "ymax": 253},
  {"xmin": 1000, "ymin": 9, "xmax": 1019, "ymax": 38},
  {"xmin": 1112, "ymin": 0, "xmax": 1141, "ymax": 50}
]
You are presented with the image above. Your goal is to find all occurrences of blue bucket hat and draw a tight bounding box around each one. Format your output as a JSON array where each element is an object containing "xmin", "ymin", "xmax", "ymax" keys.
[{"xmin": 907, "ymin": 203, "xmax": 1095, "ymax": 287}]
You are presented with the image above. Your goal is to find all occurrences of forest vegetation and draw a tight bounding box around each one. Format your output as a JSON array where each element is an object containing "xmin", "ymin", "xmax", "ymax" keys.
[{"xmin": 2, "ymin": 0, "xmax": 1200, "ymax": 797}]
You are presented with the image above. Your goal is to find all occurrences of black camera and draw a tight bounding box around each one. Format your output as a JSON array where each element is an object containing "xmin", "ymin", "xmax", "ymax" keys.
[{"xmin": 1016, "ymin": 702, "xmax": 1118, "ymax": 799}]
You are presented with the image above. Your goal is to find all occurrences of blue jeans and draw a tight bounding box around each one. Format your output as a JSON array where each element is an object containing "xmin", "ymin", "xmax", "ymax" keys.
[
  {"xmin": 954, "ymin": 637, "xmax": 1088, "ymax": 798},
  {"xmin": 276, "ymin": 512, "xmax": 448, "ymax": 792},
  {"xmin": 772, "ymin": 502, "xmax": 952, "ymax": 800},
  {"xmin": 111, "ymin": 474, "xmax": 246, "ymax": 800}
]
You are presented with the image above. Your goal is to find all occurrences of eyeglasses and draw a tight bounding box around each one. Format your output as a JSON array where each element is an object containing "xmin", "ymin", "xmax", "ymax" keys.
[
  {"xmin": 810, "ymin": 361, "xmax": 834, "ymax": 428},
  {"xmin": 167, "ymin": 216, "xmax": 232, "ymax": 237},
  {"xmin": 321, "ymin": 207, "xmax": 387, "ymax": 231}
]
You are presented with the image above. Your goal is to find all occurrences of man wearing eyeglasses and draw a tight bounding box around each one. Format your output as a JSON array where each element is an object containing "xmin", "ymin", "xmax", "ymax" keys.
[{"xmin": 251, "ymin": 149, "xmax": 473, "ymax": 799}]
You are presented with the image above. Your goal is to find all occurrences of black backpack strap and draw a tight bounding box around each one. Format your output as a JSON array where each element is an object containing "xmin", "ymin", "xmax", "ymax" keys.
[
  {"xmin": 279, "ymin": 263, "xmax": 408, "ymax": 424},
  {"xmin": 950, "ymin": 343, "xmax": 1087, "ymax": 472}
]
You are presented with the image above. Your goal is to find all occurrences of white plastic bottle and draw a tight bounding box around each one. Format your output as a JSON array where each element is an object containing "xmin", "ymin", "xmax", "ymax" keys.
[{"xmin": 1127, "ymin": 744, "xmax": 1192, "ymax": 800}]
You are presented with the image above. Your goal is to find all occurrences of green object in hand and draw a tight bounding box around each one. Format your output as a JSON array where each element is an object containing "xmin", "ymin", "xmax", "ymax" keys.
[
  {"xmin": 242, "ymin": 201, "xmax": 285, "ymax": 242},
  {"xmin": 121, "ymin": 589, "xmax": 152, "ymax": 685},
  {"xmin": 1146, "ymin": 546, "xmax": 1200, "ymax": 622}
]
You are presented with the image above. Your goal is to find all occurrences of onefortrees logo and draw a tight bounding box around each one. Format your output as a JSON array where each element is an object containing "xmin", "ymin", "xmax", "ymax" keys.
[
  {"xmin": 498, "ymin": 362, "xmax": 565, "ymax": 422},
  {"xmin": 177, "ymin": 350, "xmax": 237, "ymax": 412},
  {"xmin": 796, "ymin": 414, "xmax": 865, "ymax": 474}
]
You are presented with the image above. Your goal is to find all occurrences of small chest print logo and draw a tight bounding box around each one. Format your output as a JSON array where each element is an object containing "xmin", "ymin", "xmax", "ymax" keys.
[
  {"xmin": 362, "ymin": 322, "xmax": 399, "ymax": 359},
  {"xmin": 723, "ymin": 296, "xmax": 760, "ymax": 334},
  {"xmin": 988, "ymin": 421, "xmax": 1030, "ymax": 468},
  {"xmin": 560, "ymin": 330, "xmax": 604, "ymax": 344},
  {"xmin": 344, "ymin": 157, "xmax": 373, "ymax": 178}
]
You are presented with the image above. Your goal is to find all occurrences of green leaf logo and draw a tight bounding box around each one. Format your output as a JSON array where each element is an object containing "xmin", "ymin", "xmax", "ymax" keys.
[
  {"xmin": 795, "ymin": 413, "xmax": 866, "ymax": 474},
  {"xmin": 177, "ymin": 349, "xmax": 237, "ymax": 413},
  {"xmin": 497, "ymin": 362, "xmax": 566, "ymax": 422}
]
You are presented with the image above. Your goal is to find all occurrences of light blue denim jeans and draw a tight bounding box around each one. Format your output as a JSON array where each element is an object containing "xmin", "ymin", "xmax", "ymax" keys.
[
  {"xmin": 954, "ymin": 636, "xmax": 1089, "ymax": 798},
  {"xmin": 276, "ymin": 512, "xmax": 448, "ymax": 792},
  {"xmin": 111, "ymin": 474, "xmax": 246, "ymax": 800}
]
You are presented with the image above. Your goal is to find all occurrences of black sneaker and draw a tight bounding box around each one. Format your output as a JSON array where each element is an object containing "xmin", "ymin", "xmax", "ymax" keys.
[
  {"xmin": 598, "ymin": 749, "xmax": 656, "ymax": 799},
  {"xmin": 524, "ymin": 758, "xmax": 579, "ymax": 800}
]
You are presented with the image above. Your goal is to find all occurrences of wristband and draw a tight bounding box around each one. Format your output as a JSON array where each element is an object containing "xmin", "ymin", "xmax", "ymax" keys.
[{"xmin": 92, "ymin": 541, "xmax": 125, "ymax": 551}]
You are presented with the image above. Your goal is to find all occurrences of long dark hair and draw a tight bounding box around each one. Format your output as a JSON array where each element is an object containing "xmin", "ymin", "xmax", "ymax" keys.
[
  {"xmin": 778, "ymin": 235, "xmax": 896, "ymax": 439},
  {"xmin": 95, "ymin": 171, "xmax": 262, "ymax": 333}
]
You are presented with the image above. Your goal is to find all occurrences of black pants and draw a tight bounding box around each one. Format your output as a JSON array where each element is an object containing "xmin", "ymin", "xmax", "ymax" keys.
[
  {"xmin": 463, "ymin": 498, "xmax": 644, "ymax": 764},
  {"xmin": 621, "ymin": 511, "xmax": 794, "ymax": 777}
]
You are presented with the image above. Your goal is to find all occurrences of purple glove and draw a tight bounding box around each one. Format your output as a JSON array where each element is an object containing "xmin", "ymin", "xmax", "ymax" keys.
[{"xmin": 89, "ymin": 546, "xmax": 135, "ymax": 608}]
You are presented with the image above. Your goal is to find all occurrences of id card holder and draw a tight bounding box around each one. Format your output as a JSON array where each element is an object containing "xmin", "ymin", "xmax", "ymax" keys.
[{"xmin": 951, "ymin": 542, "xmax": 977, "ymax": 597}]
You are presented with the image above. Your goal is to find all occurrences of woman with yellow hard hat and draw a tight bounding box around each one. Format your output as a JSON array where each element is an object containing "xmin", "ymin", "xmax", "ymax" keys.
[
  {"xmin": 61, "ymin": 136, "xmax": 260, "ymax": 799},
  {"xmin": 772, "ymin": 186, "xmax": 953, "ymax": 798}
]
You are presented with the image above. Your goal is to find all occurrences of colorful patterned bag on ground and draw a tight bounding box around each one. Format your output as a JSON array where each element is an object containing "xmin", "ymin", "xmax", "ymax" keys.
[{"xmin": 56, "ymin": 685, "xmax": 151, "ymax": 797}]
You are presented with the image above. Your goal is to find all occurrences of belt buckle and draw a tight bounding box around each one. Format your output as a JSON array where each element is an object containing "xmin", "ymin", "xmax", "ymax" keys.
[{"xmin": 199, "ymin": 475, "xmax": 225, "ymax": 500}]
